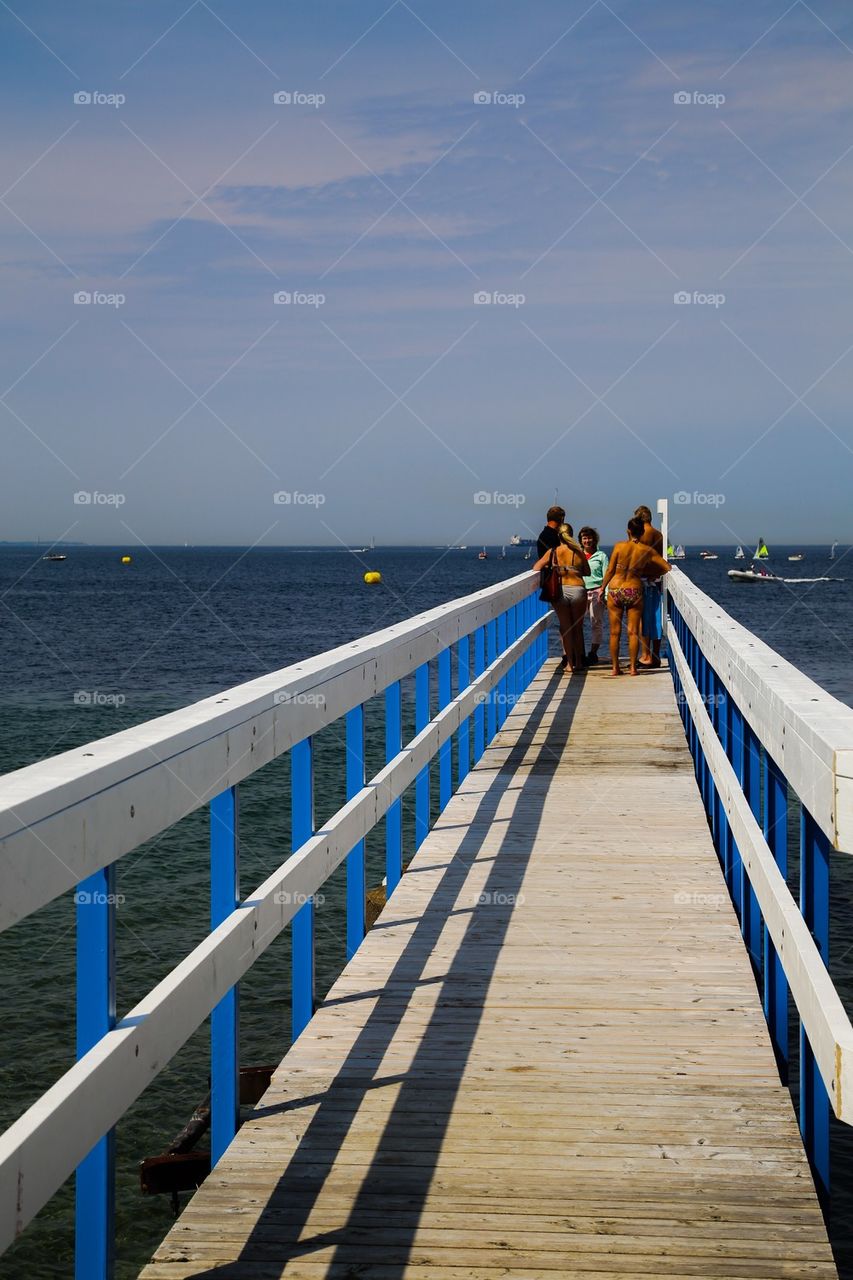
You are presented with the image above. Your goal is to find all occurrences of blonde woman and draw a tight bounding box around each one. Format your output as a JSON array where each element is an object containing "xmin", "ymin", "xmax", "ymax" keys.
[{"xmin": 534, "ymin": 523, "xmax": 590, "ymax": 672}]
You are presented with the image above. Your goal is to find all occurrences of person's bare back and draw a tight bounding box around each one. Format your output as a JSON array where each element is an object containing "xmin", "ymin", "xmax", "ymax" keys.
[{"xmin": 605, "ymin": 539, "xmax": 667, "ymax": 588}]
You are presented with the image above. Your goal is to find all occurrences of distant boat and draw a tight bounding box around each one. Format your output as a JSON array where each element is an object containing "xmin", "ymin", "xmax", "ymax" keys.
[
  {"xmin": 831, "ymin": 541, "xmax": 839, "ymax": 560},
  {"xmin": 43, "ymin": 553, "xmax": 67, "ymax": 562},
  {"xmin": 499, "ymin": 546, "xmax": 506, "ymax": 560},
  {"xmin": 478, "ymin": 547, "xmax": 488, "ymax": 561},
  {"xmin": 699, "ymin": 551, "xmax": 718, "ymax": 561},
  {"xmin": 788, "ymin": 553, "xmax": 805, "ymax": 562},
  {"xmin": 734, "ymin": 546, "xmax": 745, "ymax": 560},
  {"xmin": 509, "ymin": 534, "xmax": 521, "ymax": 546},
  {"xmin": 523, "ymin": 548, "xmax": 532, "ymax": 560},
  {"xmin": 666, "ymin": 544, "xmax": 675, "ymax": 557},
  {"xmin": 672, "ymin": 545, "xmax": 686, "ymax": 560},
  {"xmin": 754, "ymin": 538, "xmax": 770, "ymax": 560},
  {"xmin": 729, "ymin": 568, "xmax": 776, "ymax": 583},
  {"xmin": 351, "ymin": 536, "xmax": 376, "ymax": 554}
]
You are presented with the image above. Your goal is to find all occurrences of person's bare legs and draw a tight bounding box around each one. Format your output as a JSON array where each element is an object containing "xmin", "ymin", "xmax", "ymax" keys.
[
  {"xmin": 626, "ymin": 603, "xmax": 643, "ymax": 675},
  {"xmin": 607, "ymin": 601, "xmax": 624, "ymax": 674}
]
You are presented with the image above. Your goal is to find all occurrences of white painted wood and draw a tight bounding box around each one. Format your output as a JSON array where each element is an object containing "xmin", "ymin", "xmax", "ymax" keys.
[
  {"xmin": 669, "ymin": 625, "xmax": 853, "ymax": 1121},
  {"xmin": 668, "ymin": 568, "xmax": 853, "ymax": 851},
  {"xmin": 0, "ymin": 613, "xmax": 548, "ymax": 1252},
  {"xmin": 0, "ymin": 573, "xmax": 541, "ymax": 931}
]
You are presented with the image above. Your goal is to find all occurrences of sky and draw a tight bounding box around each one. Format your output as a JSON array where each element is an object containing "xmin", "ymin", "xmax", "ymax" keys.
[{"xmin": 1, "ymin": 0, "xmax": 852, "ymax": 548}]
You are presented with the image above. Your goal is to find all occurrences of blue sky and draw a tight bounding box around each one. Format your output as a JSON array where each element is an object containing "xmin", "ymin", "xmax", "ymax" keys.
[{"xmin": 1, "ymin": 0, "xmax": 852, "ymax": 547}]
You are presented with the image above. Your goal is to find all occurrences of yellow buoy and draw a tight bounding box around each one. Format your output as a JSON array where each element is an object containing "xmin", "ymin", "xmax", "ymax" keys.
[
  {"xmin": 120, "ymin": 555, "xmax": 132, "ymax": 564},
  {"xmin": 363, "ymin": 570, "xmax": 381, "ymax": 584}
]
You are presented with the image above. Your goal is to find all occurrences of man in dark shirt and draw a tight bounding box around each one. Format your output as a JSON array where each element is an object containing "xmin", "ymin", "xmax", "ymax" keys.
[{"xmin": 536, "ymin": 505, "xmax": 565, "ymax": 559}]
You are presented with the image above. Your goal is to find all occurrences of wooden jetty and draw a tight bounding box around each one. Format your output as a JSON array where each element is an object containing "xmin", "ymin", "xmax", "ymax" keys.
[{"xmin": 140, "ymin": 659, "xmax": 837, "ymax": 1278}]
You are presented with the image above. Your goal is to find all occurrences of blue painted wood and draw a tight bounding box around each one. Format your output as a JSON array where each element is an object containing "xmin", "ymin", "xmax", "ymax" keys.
[
  {"xmin": 346, "ymin": 705, "xmax": 366, "ymax": 960},
  {"xmin": 729, "ymin": 701, "xmax": 745, "ymax": 922},
  {"xmin": 75, "ymin": 865, "xmax": 116, "ymax": 1280},
  {"xmin": 719, "ymin": 682, "xmax": 733, "ymax": 892},
  {"xmin": 473, "ymin": 627, "xmax": 485, "ymax": 762},
  {"xmin": 496, "ymin": 610, "xmax": 508, "ymax": 729},
  {"xmin": 415, "ymin": 662, "xmax": 430, "ymax": 848},
  {"xmin": 506, "ymin": 605, "xmax": 517, "ymax": 708},
  {"xmin": 743, "ymin": 726, "xmax": 763, "ymax": 973},
  {"xmin": 438, "ymin": 648, "xmax": 452, "ymax": 812},
  {"xmin": 457, "ymin": 635, "xmax": 471, "ymax": 786},
  {"xmin": 210, "ymin": 786, "xmax": 240, "ymax": 1167},
  {"xmin": 764, "ymin": 753, "xmax": 789, "ymax": 1079},
  {"xmin": 800, "ymin": 807, "xmax": 831, "ymax": 1206},
  {"xmin": 385, "ymin": 681, "xmax": 403, "ymax": 897},
  {"xmin": 291, "ymin": 737, "xmax": 315, "ymax": 1040},
  {"xmin": 486, "ymin": 619, "xmax": 497, "ymax": 742}
]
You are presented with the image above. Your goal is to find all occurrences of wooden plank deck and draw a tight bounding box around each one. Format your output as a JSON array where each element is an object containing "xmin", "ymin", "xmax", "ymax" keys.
[{"xmin": 140, "ymin": 658, "xmax": 837, "ymax": 1279}]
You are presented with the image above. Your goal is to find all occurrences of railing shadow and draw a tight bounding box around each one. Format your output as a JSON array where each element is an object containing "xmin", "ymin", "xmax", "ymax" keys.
[{"xmin": 180, "ymin": 662, "xmax": 582, "ymax": 1277}]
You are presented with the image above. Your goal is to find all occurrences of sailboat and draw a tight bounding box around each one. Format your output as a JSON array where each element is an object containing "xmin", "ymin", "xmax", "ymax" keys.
[
  {"xmin": 734, "ymin": 546, "xmax": 745, "ymax": 560},
  {"xmin": 672, "ymin": 545, "xmax": 686, "ymax": 560},
  {"xmin": 478, "ymin": 547, "xmax": 488, "ymax": 560},
  {"xmin": 666, "ymin": 544, "xmax": 675, "ymax": 558},
  {"xmin": 523, "ymin": 548, "xmax": 532, "ymax": 560},
  {"xmin": 499, "ymin": 546, "xmax": 506, "ymax": 560},
  {"xmin": 831, "ymin": 541, "xmax": 839, "ymax": 561},
  {"xmin": 753, "ymin": 538, "xmax": 770, "ymax": 561}
]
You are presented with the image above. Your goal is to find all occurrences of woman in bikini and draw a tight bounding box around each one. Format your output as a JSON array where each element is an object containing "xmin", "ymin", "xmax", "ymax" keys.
[
  {"xmin": 599, "ymin": 516, "xmax": 670, "ymax": 677},
  {"xmin": 534, "ymin": 523, "xmax": 590, "ymax": 673}
]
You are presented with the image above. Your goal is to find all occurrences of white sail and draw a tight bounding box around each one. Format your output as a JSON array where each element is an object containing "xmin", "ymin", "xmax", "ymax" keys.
[{"xmin": 734, "ymin": 546, "xmax": 745, "ymax": 560}]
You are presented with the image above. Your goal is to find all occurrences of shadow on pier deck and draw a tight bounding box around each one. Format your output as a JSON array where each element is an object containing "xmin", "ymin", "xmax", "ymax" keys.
[{"xmin": 141, "ymin": 658, "xmax": 836, "ymax": 1279}]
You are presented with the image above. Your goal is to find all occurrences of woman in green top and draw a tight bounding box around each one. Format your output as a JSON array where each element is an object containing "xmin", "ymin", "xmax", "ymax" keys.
[{"xmin": 579, "ymin": 527, "xmax": 608, "ymax": 665}]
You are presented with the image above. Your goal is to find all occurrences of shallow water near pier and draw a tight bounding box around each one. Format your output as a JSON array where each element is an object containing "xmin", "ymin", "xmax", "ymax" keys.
[{"xmin": 0, "ymin": 543, "xmax": 851, "ymax": 1278}]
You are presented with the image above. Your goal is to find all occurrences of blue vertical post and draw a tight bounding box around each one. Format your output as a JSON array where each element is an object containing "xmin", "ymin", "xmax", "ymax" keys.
[
  {"xmin": 438, "ymin": 647, "xmax": 452, "ymax": 812},
  {"xmin": 385, "ymin": 681, "xmax": 403, "ymax": 896},
  {"xmin": 800, "ymin": 807, "xmax": 831, "ymax": 1207},
  {"xmin": 506, "ymin": 605, "xmax": 517, "ymax": 708},
  {"xmin": 497, "ymin": 610, "xmax": 508, "ymax": 729},
  {"xmin": 763, "ymin": 754, "xmax": 788, "ymax": 1080},
  {"xmin": 473, "ymin": 626, "xmax": 485, "ymax": 762},
  {"xmin": 346, "ymin": 705, "xmax": 366, "ymax": 960},
  {"xmin": 742, "ymin": 725, "xmax": 763, "ymax": 972},
  {"xmin": 415, "ymin": 662, "xmax": 430, "ymax": 847},
  {"xmin": 486, "ymin": 619, "xmax": 497, "ymax": 743},
  {"xmin": 210, "ymin": 786, "xmax": 240, "ymax": 1166},
  {"xmin": 729, "ymin": 701, "xmax": 744, "ymax": 921},
  {"xmin": 458, "ymin": 635, "xmax": 471, "ymax": 785},
  {"xmin": 291, "ymin": 737, "xmax": 315, "ymax": 1040},
  {"xmin": 75, "ymin": 865, "xmax": 116, "ymax": 1280},
  {"xmin": 719, "ymin": 685, "xmax": 733, "ymax": 891}
]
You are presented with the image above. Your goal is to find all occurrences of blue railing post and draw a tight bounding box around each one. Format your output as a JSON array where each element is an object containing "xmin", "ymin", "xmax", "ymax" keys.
[
  {"xmin": 291, "ymin": 737, "xmax": 315, "ymax": 1040},
  {"xmin": 473, "ymin": 627, "xmax": 485, "ymax": 762},
  {"xmin": 506, "ymin": 606, "xmax": 517, "ymax": 708},
  {"xmin": 742, "ymin": 725, "xmax": 763, "ymax": 972},
  {"xmin": 346, "ymin": 705, "xmax": 366, "ymax": 960},
  {"xmin": 438, "ymin": 648, "xmax": 452, "ymax": 812},
  {"xmin": 457, "ymin": 635, "xmax": 471, "ymax": 786},
  {"xmin": 415, "ymin": 662, "xmax": 430, "ymax": 847},
  {"xmin": 718, "ymin": 683, "xmax": 733, "ymax": 891},
  {"xmin": 486, "ymin": 619, "xmax": 497, "ymax": 743},
  {"xmin": 75, "ymin": 865, "xmax": 117, "ymax": 1280},
  {"xmin": 729, "ymin": 701, "xmax": 745, "ymax": 922},
  {"xmin": 763, "ymin": 753, "xmax": 789, "ymax": 1079},
  {"xmin": 496, "ymin": 609, "xmax": 508, "ymax": 729},
  {"xmin": 210, "ymin": 786, "xmax": 240, "ymax": 1167},
  {"xmin": 386, "ymin": 681, "xmax": 403, "ymax": 896},
  {"xmin": 800, "ymin": 807, "xmax": 831, "ymax": 1207}
]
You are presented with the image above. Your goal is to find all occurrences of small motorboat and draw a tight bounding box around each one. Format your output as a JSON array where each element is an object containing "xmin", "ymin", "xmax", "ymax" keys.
[
  {"xmin": 478, "ymin": 547, "xmax": 488, "ymax": 560},
  {"xmin": 699, "ymin": 551, "xmax": 718, "ymax": 560},
  {"xmin": 43, "ymin": 553, "xmax": 67, "ymax": 562},
  {"xmin": 788, "ymin": 553, "xmax": 805, "ymax": 562},
  {"xmin": 728, "ymin": 568, "xmax": 776, "ymax": 583}
]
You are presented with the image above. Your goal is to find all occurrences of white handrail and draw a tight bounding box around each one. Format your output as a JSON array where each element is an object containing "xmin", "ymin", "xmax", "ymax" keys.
[
  {"xmin": 667, "ymin": 568, "xmax": 853, "ymax": 851},
  {"xmin": 0, "ymin": 608, "xmax": 549, "ymax": 1251},
  {"xmin": 0, "ymin": 571, "xmax": 539, "ymax": 932},
  {"xmin": 668, "ymin": 623, "xmax": 853, "ymax": 1123}
]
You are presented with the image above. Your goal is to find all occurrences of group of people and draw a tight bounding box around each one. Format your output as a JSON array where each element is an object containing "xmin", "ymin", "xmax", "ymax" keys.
[{"xmin": 534, "ymin": 504, "xmax": 671, "ymax": 677}]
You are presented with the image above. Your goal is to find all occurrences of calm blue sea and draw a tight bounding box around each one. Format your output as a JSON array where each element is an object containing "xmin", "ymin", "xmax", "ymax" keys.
[{"xmin": 0, "ymin": 543, "xmax": 851, "ymax": 1277}]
